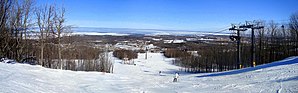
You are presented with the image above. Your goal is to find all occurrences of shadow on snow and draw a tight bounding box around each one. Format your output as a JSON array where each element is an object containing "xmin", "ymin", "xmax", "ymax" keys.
[
  {"xmin": 275, "ymin": 76, "xmax": 298, "ymax": 82},
  {"xmin": 196, "ymin": 57, "xmax": 298, "ymax": 78}
]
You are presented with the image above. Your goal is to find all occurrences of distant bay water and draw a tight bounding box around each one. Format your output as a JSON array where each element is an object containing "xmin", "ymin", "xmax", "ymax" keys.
[{"xmin": 72, "ymin": 27, "xmax": 230, "ymax": 36}]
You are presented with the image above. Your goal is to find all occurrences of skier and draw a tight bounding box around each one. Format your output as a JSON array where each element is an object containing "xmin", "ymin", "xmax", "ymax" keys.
[
  {"xmin": 159, "ymin": 71, "xmax": 162, "ymax": 76},
  {"xmin": 173, "ymin": 72, "xmax": 179, "ymax": 82}
]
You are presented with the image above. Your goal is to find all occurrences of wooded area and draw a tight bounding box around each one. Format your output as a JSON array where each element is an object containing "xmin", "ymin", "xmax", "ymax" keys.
[
  {"xmin": 164, "ymin": 14, "xmax": 298, "ymax": 73},
  {"xmin": 0, "ymin": 0, "xmax": 113, "ymax": 72},
  {"xmin": 113, "ymin": 49, "xmax": 138, "ymax": 60}
]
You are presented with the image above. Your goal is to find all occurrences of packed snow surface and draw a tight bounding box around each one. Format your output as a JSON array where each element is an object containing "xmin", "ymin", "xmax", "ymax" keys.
[{"xmin": 0, "ymin": 53, "xmax": 298, "ymax": 93}]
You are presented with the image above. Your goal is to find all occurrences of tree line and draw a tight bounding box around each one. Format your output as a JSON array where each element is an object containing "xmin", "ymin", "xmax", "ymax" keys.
[
  {"xmin": 0, "ymin": 0, "xmax": 113, "ymax": 73},
  {"xmin": 113, "ymin": 49, "xmax": 138, "ymax": 60}
]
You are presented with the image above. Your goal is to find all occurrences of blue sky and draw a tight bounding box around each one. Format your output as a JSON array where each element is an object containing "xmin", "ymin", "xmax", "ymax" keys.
[{"xmin": 37, "ymin": 0, "xmax": 298, "ymax": 31}]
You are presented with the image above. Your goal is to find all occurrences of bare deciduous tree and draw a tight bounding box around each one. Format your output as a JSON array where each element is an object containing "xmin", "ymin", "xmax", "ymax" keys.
[
  {"xmin": 289, "ymin": 12, "xmax": 298, "ymax": 55},
  {"xmin": 53, "ymin": 6, "xmax": 66, "ymax": 69},
  {"xmin": 0, "ymin": 0, "xmax": 34, "ymax": 61},
  {"xmin": 0, "ymin": 0, "xmax": 12, "ymax": 57},
  {"xmin": 35, "ymin": 4, "xmax": 54, "ymax": 66}
]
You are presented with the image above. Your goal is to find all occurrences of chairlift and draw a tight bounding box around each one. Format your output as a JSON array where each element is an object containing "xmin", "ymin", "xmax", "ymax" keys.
[{"xmin": 229, "ymin": 31, "xmax": 238, "ymax": 41}]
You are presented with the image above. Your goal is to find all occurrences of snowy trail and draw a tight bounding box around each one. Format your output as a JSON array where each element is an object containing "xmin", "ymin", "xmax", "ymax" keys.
[
  {"xmin": 0, "ymin": 53, "xmax": 298, "ymax": 93},
  {"xmin": 112, "ymin": 53, "xmax": 183, "ymax": 92}
]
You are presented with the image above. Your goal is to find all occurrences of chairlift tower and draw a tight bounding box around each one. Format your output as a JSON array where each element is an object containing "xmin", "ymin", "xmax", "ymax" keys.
[
  {"xmin": 229, "ymin": 25, "xmax": 247, "ymax": 69},
  {"xmin": 239, "ymin": 21, "xmax": 264, "ymax": 67}
]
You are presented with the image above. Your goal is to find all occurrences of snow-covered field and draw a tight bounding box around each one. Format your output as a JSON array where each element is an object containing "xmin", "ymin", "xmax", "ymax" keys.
[{"xmin": 1, "ymin": 53, "xmax": 298, "ymax": 93}]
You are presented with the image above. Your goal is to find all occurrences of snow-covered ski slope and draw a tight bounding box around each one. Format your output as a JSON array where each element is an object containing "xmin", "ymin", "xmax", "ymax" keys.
[{"xmin": 0, "ymin": 53, "xmax": 297, "ymax": 93}]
